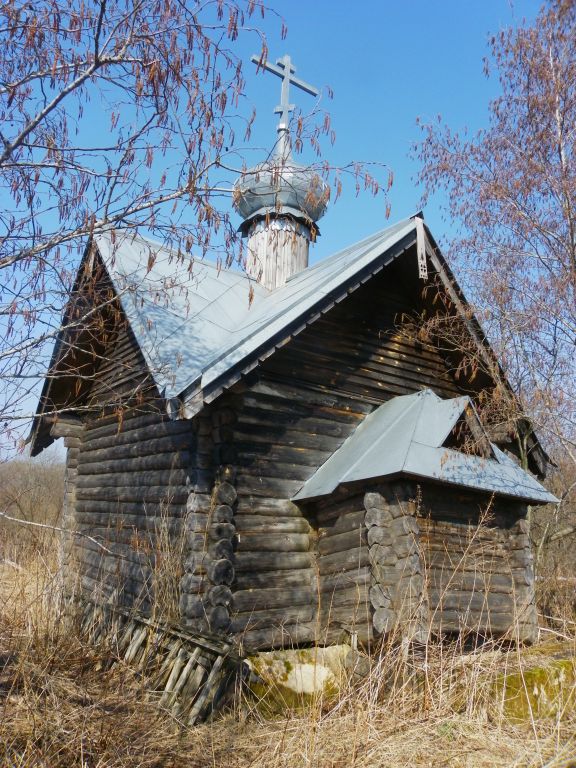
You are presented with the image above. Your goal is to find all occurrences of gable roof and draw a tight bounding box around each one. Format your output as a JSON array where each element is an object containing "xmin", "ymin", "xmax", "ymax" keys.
[
  {"xmin": 95, "ymin": 217, "xmax": 418, "ymax": 416},
  {"xmin": 29, "ymin": 214, "xmax": 549, "ymax": 476},
  {"xmin": 293, "ymin": 390, "xmax": 556, "ymax": 505}
]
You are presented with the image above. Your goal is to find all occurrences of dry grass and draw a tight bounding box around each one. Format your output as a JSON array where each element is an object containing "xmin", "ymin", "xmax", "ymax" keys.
[
  {"xmin": 1, "ymin": 482, "xmax": 576, "ymax": 768},
  {"xmin": 2, "ymin": 554, "xmax": 576, "ymax": 768}
]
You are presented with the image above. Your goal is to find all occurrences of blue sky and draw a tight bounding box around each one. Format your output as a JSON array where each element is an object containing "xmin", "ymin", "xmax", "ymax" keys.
[
  {"xmin": 233, "ymin": 0, "xmax": 542, "ymax": 262},
  {"xmin": 9, "ymin": 1, "xmax": 545, "ymax": 458}
]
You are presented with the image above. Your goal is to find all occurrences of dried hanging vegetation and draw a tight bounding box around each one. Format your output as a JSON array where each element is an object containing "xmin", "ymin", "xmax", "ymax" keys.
[
  {"xmin": 414, "ymin": 0, "xmax": 576, "ymax": 587},
  {"xmin": 0, "ymin": 0, "xmax": 391, "ymax": 450}
]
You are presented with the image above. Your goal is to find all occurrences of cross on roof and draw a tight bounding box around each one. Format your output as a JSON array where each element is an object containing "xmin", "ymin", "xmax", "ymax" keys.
[{"xmin": 251, "ymin": 53, "xmax": 319, "ymax": 158}]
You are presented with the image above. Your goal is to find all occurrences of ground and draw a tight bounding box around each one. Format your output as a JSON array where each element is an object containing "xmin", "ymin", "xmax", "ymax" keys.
[{"xmin": 2, "ymin": 556, "xmax": 576, "ymax": 768}]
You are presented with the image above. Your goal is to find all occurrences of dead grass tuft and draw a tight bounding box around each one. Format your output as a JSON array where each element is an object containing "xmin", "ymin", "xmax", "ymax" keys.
[{"xmin": 1, "ymin": 518, "xmax": 576, "ymax": 766}]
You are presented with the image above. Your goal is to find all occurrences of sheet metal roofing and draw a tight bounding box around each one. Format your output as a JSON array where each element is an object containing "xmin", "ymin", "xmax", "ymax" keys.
[
  {"xmin": 292, "ymin": 389, "xmax": 557, "ymax": 505},
  {"xmin": 96, "ymin": 217, "xmax": 417, "ymax": 411}
]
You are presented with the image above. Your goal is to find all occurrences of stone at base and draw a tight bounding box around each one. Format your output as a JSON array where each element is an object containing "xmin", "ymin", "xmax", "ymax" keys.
[{"xmin": 245, "ymin": 645, "xmax": 353, "ymax": 715}]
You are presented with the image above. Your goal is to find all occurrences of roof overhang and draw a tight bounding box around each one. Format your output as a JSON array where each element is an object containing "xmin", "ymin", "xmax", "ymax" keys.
[{"xmin": 293, "ymin": 390, "xmax": 557, "ymax": 506}]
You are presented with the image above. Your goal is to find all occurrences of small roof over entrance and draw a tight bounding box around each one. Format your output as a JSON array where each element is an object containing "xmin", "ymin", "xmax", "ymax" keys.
[{"xmin": 293, "ymin": 390, "xmax": 557, "ymax": 505}]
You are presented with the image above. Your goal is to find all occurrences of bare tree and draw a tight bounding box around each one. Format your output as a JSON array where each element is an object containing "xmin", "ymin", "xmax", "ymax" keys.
[
  {"xmin": 414, "ymin": 1, "xmax": 575, "ymax": 560},
  {"xmin": 0, "ymin": 0, "xmax": 389, "ymax": 453}
]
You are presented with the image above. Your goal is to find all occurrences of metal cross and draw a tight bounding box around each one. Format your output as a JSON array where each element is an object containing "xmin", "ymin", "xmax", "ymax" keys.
[{"xmin": 251, "ymin": 53, "xmax": 319, "ymax": 158}]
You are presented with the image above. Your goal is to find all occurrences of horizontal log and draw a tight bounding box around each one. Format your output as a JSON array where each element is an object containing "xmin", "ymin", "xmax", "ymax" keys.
[
  {"xmin": 70, "ymin": 537, "xmax": 163, "ymax": 567},
  {"xmin": 294, "ymin": 319, "xmax": 458, "ymax": 380},
  {"xmin": 429, "ymin": 590, "xmax": 513, "ymax": 613},
  {"xmin": 235, "ymin": 497, "xmax": 304, "ymax": 517},
  {"xmin": 239, "ymin": 623, "xmax": 316, "ymax": 652},
  {"xmin": 73, "ymin": 524, "xmax": 182, "ymax": 549},
  {"xmin": 317, "ymin": 507, "xmax": 366, "ymax": 534},
  {"xmin": 263, "ymin": 347, "xmax": 457, "ymax": 404},
  {"xmin": 79, "ymin": 558, "xmax": 152, "ymax": 587},
  {"xmin": 232, "ymin": 425, "xmax": 343, "ymax": 454},
  {"xmin": 240, "ymin": 384, "xmax": 370, "ymax": 421},
  {"xmin": 319, "ymin": 527, "xmax": 366, "ymax": 556},
  {"xmin": 234, "ymin": 515, "xmax": 310, "ymax": 534},
  {"xmin": 320, "ymin": 566, "xmax": 370, "ymax": 592},
  {"xmin": 236, "ymin": 406, "xmax": 358, "ymax": 439},
  {"xmin": 320, "ymin": 586, "xmax": 370, "ymax": 612},
  {"xmin": 319, "ymin": 623, "xmax": 373, "ymax": 648},
  {"xmin": 78, "ymin": 434, "xmax": 192, "ymax": 463},
  {"xmin": 72, "ymin": 541, "xmax": 157, "ymax": 571},
  {"xmin": 75, "ymin": 469, "xmax": 188, "ymax": 490},
  {"xmin": 75, "ymin": 500, "xmax": 185, "ymax": 517},
  {"xmin": 76, "ymin": 486, "xmax": 188, "ymax": 504},
  {"xmin": 77, "ymin": 452, "xmax": 192, "ymax": 475},
  {"xmin": 236, "ymin": 443, "xmax": 332, "ymax": 470},
  {"xmin": 233, "ymin": 569, "xmax": 313, "ymax": 591},
  {"xmin": 233, "ymin": 586, "xmax": 314, "ymax": 612},
  {"xmin": 229, "ymin": 605, "xmax": 315, "ymax": 633},
  {"xmin": 84, "ymin": 409, "xmax": 168, "ymax": 438},
  {"xmin": 247, "ymin": 377, "xmax": 373, "ymax": 412},
  {"xmin": 236, "ymin": 532, "xmax": 310, "ymax": 553},
  {"xmin": 318, "ymin": 604, "xmax": 372, "ymax": 627},
  {"xmin": 430, "ymin": 611, "xmax": 513, "ymax": 634},
  {"xmin": 235, "ymin": 461, "xmax": 313, "ymax": 483},
  {"xmin": 77, "ymin": 574, "xmax": 153, "ymax": 608},
  {"xmin": 79, "ymin": 420, "xmax": 193, "ymax": 452},
  {"xmin": 426, "ymin": 570, "xmax": 514, "ymax": 593},
  {"xmin": 235, "ymin": 476, "xmax": 304, "ymax": 499},
  {"xmin": 234, "ymin": 551, "xmax": 313, "ymax": 572},
  {"xmin": 318, "ymin": 547, "xmax": 369, "ymax": 576},
  {"xmin": 78, "ymin": 573, "xmax": 121, "ymax": 602}
]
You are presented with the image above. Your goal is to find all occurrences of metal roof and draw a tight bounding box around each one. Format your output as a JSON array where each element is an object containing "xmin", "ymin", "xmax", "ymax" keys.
[
  {"xmin": 96, "ymin": 217, "xmax": 417, "ymax": 412},
  {"xmin": 292, "ymin": 389, "xmax": 557, "ymax": 505}
]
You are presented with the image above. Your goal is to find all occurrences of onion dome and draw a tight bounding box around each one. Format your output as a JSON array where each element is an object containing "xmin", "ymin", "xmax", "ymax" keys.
[
  {"xmin": 233, "ymin": 156, "xmax": 329, "ymax": 234},
  {"xmin": 234, "ymin": 54, "xmax": 329, "ymax": 290}
]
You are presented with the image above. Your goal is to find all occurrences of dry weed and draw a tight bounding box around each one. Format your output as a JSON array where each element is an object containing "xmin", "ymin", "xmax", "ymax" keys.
[
  {"xmin": 2, "ymin": 553, "xmax": 576, "ymax": 767},
  {"xmin": 2, "ymin": 484, "xmax": 576, "ymax": 767}
]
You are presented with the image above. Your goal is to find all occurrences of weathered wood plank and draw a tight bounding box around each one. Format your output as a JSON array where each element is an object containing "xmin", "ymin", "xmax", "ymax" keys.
[
  {"xmin": 75, "ymin": 500, "xmax": 185, "ymax": 517},
  {"xmin": 233, "ymin": 569, "xmax": 313, "ymax": 591},
  {"xmin": 76, "ymin": 470, "xmax": 189, "ymax": 490},
  {"xmin": 236, "ymin": 532, "xmax": 310, "ymax": 553},
  {"xmin": 78, "ymin": 434, "xmax": 192, "ymax": 462},
  {"xmin": 234, "ymin": 551, "xmax": 313, "ymax": 572},
  {"xmin": 233, "ymin": 586, "xmax": 314, "ymax": 612},
  {"xmin": 318, "ymin": 527, "xmax": 367, "ymax": 556},
  {"xmin": 229, "ymin": 605, "xmax": 316, "ymax": 633},
  {"xmin": 234, "ymin": 516, "xmax": 311, "ymax": 534},
  {"xmin": 77, "ymin": 452, "xmax": 192, "ymax": 475},
  {"xmin": 318, "ymin": 547, "xmax": 369, "ymax": 576},
  {"xmin": 76, "ymin": 486, "xmax": 188, "ymax": 504}
]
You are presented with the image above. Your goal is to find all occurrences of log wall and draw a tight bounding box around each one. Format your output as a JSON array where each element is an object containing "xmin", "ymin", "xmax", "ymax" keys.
[
  {"xmin": 61, "ymin": 312, "xmax": 198, "ymax": 620},
  {"xmin": 363, "ymin": 485, "xmax": 428, "ymax": 643},
  {"xmin": 70, "ymin": 405, "xmax": 195, "ymax": 618},
  {"xmin": 315, "ymin": 495, "xmax": 371, "ymax": 646},
  {"xmin": 224, "ymin": 271, "xmax": 465, "ymax": 651},
  {"xmin": 58, "ymin": 257, "xmax": 538, "ymax": 651},
  {"xmin": 416, "ymin": 486, "xmax": 537, "ymax": 641}
]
